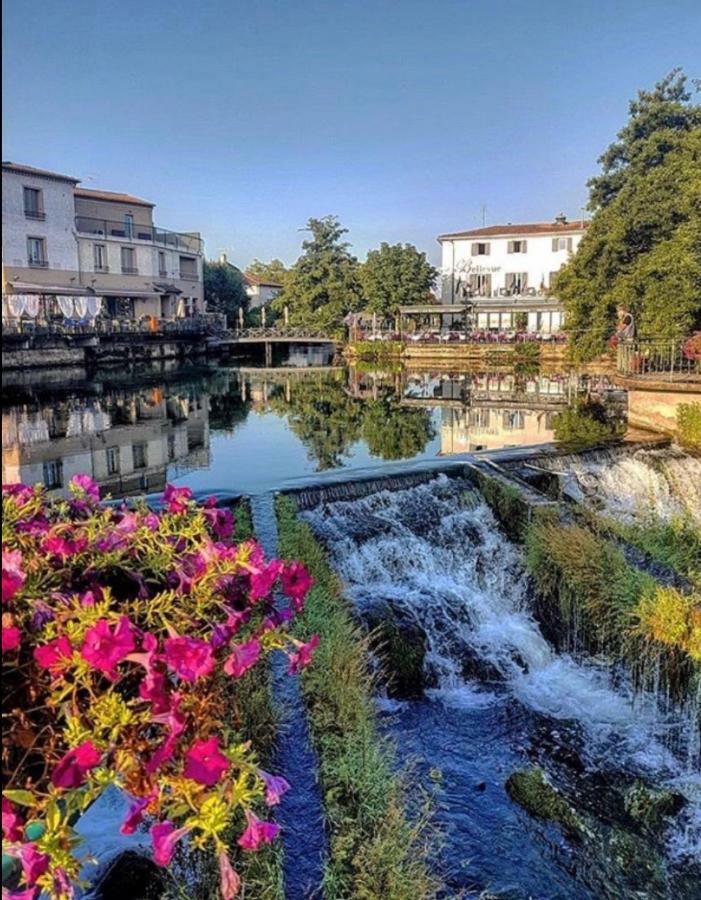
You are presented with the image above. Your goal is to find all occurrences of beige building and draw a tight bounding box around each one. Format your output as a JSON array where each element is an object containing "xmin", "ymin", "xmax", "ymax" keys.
[{"xmin": 244, "ymin": 272, "xmax": 283, "ymax": 309}]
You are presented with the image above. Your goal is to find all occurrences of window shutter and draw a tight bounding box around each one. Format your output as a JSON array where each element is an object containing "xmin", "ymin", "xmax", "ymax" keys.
[
  {"xmin": 471, "ymin": 243, "xmax": 478, "ymax": 256},
  {"xmin": 521, "ymin": 240, "xmax": 527, "ymax": 253},
  {"xmin": 485, "ymin": 243, "xmax": 490, "ymax": 256},
  {"xmin": 552, "ymin": 238, "xmax": 558, "ymax": 252},
  {"xmin": 567, "ymin": 237, "xmax": 573, "ymax": 252},
  {"xmin": 507, "ymin": 241, "xmax": 513, "ymax": 254}
]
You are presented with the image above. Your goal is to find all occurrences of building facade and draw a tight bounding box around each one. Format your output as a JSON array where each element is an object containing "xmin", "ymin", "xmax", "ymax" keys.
[
  {"xmin": 2, "ymin": 161, "xmax": 204, "ymax": 324},
  {"xmin": 244, "ymin": 272, "xmax": 283, "ymax": 309},
  {"xmin": 439, "ymin": 215, "xmax": 588, "ymax": 333}
]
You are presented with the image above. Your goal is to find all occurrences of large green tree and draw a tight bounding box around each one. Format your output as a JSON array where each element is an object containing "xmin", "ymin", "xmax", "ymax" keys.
[
  {"xmin": 272, "ymin": 216, "xmax": 362, "ymax": 333},
  {"xmin": 360, "ymin": 242, "xmax": 438, "ymax": 320},
  {"xmin": 555, "ymin": 70, "xmax": 701, "ymax": 361},
  {"xmin": 246, "ymin": 258, "xmax": 288, "ymax": 285},
  {"xmin": 203, "ymin": 259, "xmax": 248, "ymax": 326}
]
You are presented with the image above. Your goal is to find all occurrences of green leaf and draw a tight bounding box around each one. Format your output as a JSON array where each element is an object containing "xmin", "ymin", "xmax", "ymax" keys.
[{"xmin": 3, "ymin": 789, "xmax": 37, "ymax": 807}]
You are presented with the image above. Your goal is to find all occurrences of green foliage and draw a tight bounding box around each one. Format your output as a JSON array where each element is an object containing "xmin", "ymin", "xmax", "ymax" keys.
[
  {"xmin": 361, "ymin": 395, "xmax": 436, "ymax": 460},
  {"xmin": 555, "ymin": 70, "xmax": 701, "ymax": 360},
  {"xmin": 360, "ymin": 243, "xmax": 438, "ymax": 319},
  {"xmin": 204, "ymin": 259, "xmax": 249, "ymax": 326},
  {"xmin": 676, "ymin": 401, "xmax": 701, "ymax": 453},
  {"xmin": 610, "ymin": 514, "xmax": 701, "ymax": 586},
  {"xmin": 350, "ymin": 340, "xmax": 404, "ymax": 359},
  {"xmin": 272, "ymin": 217, "xmax": 362, "ymax": 334},
  {"xmin": 471, "ymin": 474, "xmax": 530, "ymax": 542},
  {"xmin": 246, "ymin": 258, "xmax": 288, "ymax": 286},
  {"xmin": 275, "ymin": 496, "xmax": 439, "ymax": 900},
  {"xmin": 552, "ymin": 400, "xmax": 624, "ymax": 450}
]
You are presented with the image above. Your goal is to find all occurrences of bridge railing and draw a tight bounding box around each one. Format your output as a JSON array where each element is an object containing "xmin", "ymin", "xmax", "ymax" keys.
[{"xmin": 230, "ymin": 326, "xmax": 340, "ymax": 340}]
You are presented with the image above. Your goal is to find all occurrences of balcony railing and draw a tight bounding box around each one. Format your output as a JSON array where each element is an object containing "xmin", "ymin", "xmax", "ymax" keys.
[
  {"xmin": 75, "ymin": 216, "xmax": 203, "ymax": 253},
  {"xmin": 121, "ymin": 266, "xmax": 139, "ymax": 275},
  {"xmin": 25, "ymin": 210, "xmax": 46, "ymax": 221},
  {"xmin": 179, "ymin": 271, "xmax": 199, "ymax": 281},
  {"xmin": 28, "ymin": 259, "xmax": 49, "ymax": 268},
  {"xmin": 2, "ymin": 313, "xmax": 227, "ymax": 339}
]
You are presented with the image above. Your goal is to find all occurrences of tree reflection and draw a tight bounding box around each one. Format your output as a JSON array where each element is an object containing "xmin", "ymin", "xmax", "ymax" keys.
[{"xmin": 361, "ymin": 392, "xmax": 436, "ymax": 460}]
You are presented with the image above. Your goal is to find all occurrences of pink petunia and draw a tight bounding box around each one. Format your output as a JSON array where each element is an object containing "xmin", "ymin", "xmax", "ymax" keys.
[
  {"xmin": 2, "ymin": 797, "xmax": 24, "ymax": 841},
  {"xmin": 146, "ymin": 695, "xmax": 187, "ymax": 775},
  {"xmin": 18, "ymin": 842, "xmax": 50, "ymax": 887},
  {"xmin": 81, "ymin": 616, "xmax": 136, "ymax": 678},
  {"xmin": 150, "ymin": 821, "xmax": 189, "ymax": 867},
  {"xmin": 281, "ymin": 562, "xmax": 313, "ymax": 612},
  {"xmin": 41, "ymin": 532, "xmax": 88, "ymax": 560},
  {"xmin": 218, "ymin": 851, "xmax": 241, "ymax": 899},
  {"xmin": 163, "ymin": 636, "xmax": 214, "ymax": 682},
  {"xmin": 183, "ymin": 737, "xmax": 230, "ymax": 786},
  {"xmin": 258, "ymin": 769, "xmax": 290, "ymax": 806},
  {"xmin": 287, "ymin": 634, "xmax": 320, "ymax": 675},
  {"xmin": 120, "ymin": 789, "xmax": 157, "ymax": 835},
  {"xmin": 237, "ymin": 810, "xmax": 280, "ymax": 851},
  {"xmin": 2, "ymin": 548, "xmax": 26, "ymax": 604},
  {"xmin": 34, "ymin": 636, "xmax": 74, "ymax": 677},
  {"xmin": 203, "ymin": 503, "xmax": 235, "ymax": 541},
  {"xmin": 51, "ymin": 741, "xmax": 102, "ymax": 789},
  {"xmin": 224, "ymin": 639, "xmax": 261, "ymax": 678},
  {"xmin": 143, "ymin": 511, "xmax": 160, "ymax": 531},
  {"xmin": 2, "ymin": 624, "xmax": 21, "ymax": 653},
  {"xmin": 162, "ymin": 484, "xmax": 193, "ymax": 514},
  {"xmin": 69, "ymin": 473, "xmax": 100, "ymax": 502},
  {"xmin": 249, "ymin": 559, "xmax": 283, "ymax": 602}
]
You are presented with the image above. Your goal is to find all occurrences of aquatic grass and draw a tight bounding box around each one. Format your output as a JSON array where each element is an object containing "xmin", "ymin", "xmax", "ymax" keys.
[
  {"xmin": 610, "ymin": 514, "xmax": 701, "ymax": 587},
  {"xmin": 275, "ymin": 494, "xmax": 439, "ymax": 900},
  {"xmin": 676, "ymin": 401, "xmax": 701, "ymax": 454}
]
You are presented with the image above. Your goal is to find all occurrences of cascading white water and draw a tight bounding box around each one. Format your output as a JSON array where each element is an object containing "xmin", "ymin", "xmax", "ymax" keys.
[
  {"xmin": 302, "ymin": 475, "xmax": 701, "ymax": 862},
  {"xmin": 541, "ymin": 446, "xmax": 701, "ymax": 525}
]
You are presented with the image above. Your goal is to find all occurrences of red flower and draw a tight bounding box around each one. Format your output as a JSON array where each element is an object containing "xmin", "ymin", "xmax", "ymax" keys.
[
  {"xmin": 237, "ymin": 810, "xmax": 280, "ymax": 851},
  {"xmin": 184, "ymin": 736, "xmax": 230, "ymax": 786},
  {"xmin": 51, "ymin": 741, "xmax": 102, "ymax": 789},
  {"xmin": 163, "ymin": 636, "xmax": 214, "ymax": 682},
  {"xmin": 34, "ymin": 636, "xmax": 74, "ymax": 677},
  {"xmin": 81, "ymin": 616, "xmax": 136, "ymax": 678},
  {"xmin": 150, "ymin": 820, "xmax": 189, "ymax": 867},
  {"xmin": 224, "ymin": 639, "xmax": 261, "ymax": 678},
  {"xmin": 163, "ymin": 484, "xmax": 193, "ymax": 514},
  {"xmin": 281, "ymin": 562, "xmax": 313, "ymax": 612},
  {"xmin": 2, "ymin": 548, "xmax": 26, "ymax": 604},
  {"xmin": 287, "ymin": 634, "xmax": 320, "ymax": 674},
  {"xmin": 219, "ymin": 851, "xmax": 241, "ymax": 899}
]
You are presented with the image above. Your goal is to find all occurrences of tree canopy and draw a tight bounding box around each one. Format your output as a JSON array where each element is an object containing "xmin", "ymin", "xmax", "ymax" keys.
[
  {"xmin": 555, "ymin": 70, "xmax": 701, "ymax": 361},
  {"xmin": 360, "ymin": 242, "xmax": 438, "ymax": 319},
  {"xmin": 272, "ymin": 216, "xmax": 363, "ymax": 334},
  {"xmin": 246, "ymin": 258, "xmax": 288, "ymax": 286},
  {"xmin": 203, "ymin": 259, "xmax": 248, "ymax": 326}
]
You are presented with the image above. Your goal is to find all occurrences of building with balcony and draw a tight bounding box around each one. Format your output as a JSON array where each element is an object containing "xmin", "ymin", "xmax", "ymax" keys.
[
  {"xmin": 2, "ymin": 161, "xmax": 205, "ymax": 328},
  {"xmin": 438, "ymin": 215, "xmax": 589, "ymax": 334}
]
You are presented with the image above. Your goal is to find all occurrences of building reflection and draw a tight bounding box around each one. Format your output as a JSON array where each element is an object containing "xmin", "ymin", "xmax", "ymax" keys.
[{"xmin": 2, "ymin": 383, "xmax": 210, "ymax": 497}]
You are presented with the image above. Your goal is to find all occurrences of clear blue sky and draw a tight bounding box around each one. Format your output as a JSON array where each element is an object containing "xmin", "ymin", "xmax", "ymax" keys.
[{"xmin": 3, "ymin": 0, "xmax": 699, "ymax": 266}]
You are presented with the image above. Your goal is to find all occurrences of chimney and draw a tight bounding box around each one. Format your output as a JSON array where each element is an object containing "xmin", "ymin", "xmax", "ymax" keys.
[
  {"xmin": 219, "ymin": 252, "xmax": 228, "ymax": 265},
  {"xmin": 554, "ymin": 213, "xmax": 567, "ymax": 225}
]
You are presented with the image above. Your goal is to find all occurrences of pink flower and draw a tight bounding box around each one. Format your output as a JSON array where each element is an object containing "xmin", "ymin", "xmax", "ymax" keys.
[
  {"xmin": 203, "ymin": 503, "xmax": 235, "ymax": 541},
  {"xmin": 34, "ymin": 636, "xmax": 74, "ymax": 676},
  {"xmin": 143, "ymin": 512, "xmax": 160, "ymax": 531},
  {"xmin": 163, "ymin": 484, "xmax": 193, "ymax": 514},
  {"xmin": 237, "ymin": 810, "xmax": 280, "ymax": 851},
  {"xmin": 3, "ymin": 888, "xmax": 39, "ymax": 900},
  {"xmin": 2, "ymin": 797, "xmax": 23, "ymax": 841},
  {"xmin": 81, "ymin": 616, "xmax": 136, "ymax": 678},
  {"xmin": 287, "ymin": 634, "xmax": 320, "ymax": 674},
  {"xmin": 183, "ymin": 737, "xmax": 230, "ymax": 786},
  {"xmin": 224, "ymin": 639, "xmax": 261, "ymax": 678},
  {"xmin": 163, "ymin": 636, "xmax": 214, "ymax": 682},
  {"xmin": 2, "ymin": 624, "xmax": 21, "ymax": 653},
  {"xmin": 281, "ymin": 562, "xmax": 313, "ymax": 612},
  {"xmin": 18, "ymin": 842, "xmax": 50, "ymax": 887},
  {"xmin": 52, "ymin": 869, "xmax": 72, "ymax": 898},
  {"xmin": 2, "ymin": 548, "xmax": 26, "ymax": 604},
  {"xmin": 70, "ymin": 474, "xmax": 100, "ymax": 502},
  {"xmin": 120, "ymin": 790, "xmax": 157, "ymax": 835},
  {"xmin": 170, "ymin": 552, "xmax": 207, "ymax": 595},
  {"xmin": 51, "ymin": 740, "xmax": 102, "ymax": 789},
  {"xmin": 258, "ymin": 769, "xmax": 290, "ymax": 806},
  {"xmin": 146, "ymin": 695, "xmax": 187, "ymax": 774},
  {"xmin": 41, "ymin": 532, "xmax": 88, "ymax": 560},
  {"xmin": 249, "ymin": 559, "xmax": 283, "ymax": 602},
  {"xmin": 218, "ymin": 851, "xmax": 241, "ymax": 899},
  {"xmin": 150, "ymin": 821, "xmax": 189, "ymax": 867}
]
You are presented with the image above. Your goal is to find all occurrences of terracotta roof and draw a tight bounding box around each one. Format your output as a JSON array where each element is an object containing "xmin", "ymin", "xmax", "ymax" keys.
[
  {"xmin": 2, "ymin": 161, "xmax": 80, "ymax": 183},
  {"xmin": 74, "ymin": 187, "xmax": 155, "ymax": 207},
  {"xmin": 438, "ymin": 220, "xmax": 590, "ymax": 241},
  {"xmin": 244, "ymin": 272, "xmax": 283, "ymax": 288}
]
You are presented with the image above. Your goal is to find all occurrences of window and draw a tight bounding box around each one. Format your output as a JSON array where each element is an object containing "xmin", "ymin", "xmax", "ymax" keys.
[
  {"xmin": 94, "ymin": 244, "xmax": 108, "ymax": 272},
  {"xmin": 124, "ymin": 214, "xmax": 134, "ymax": 239},
  {"xmin": 468, "ymin": 273, "xmax": 492, "ymax": 296},
  {"xmin": 470, "ymin": 242, "xmax": 490, "ymax": 256},
  {"xmin": 167, "ymin": 433, "xmax": 176, "ymax": 460},
  {"xmin": 507, "ymin": 240, "xmax": 527, "ymax": 253},
  {"xmin": 121, "ymin": 246, "xmax": 137, "ymax": 274},
  {"xmin": 23, "ymin": 187, "xmax": 44, "ymax": 219},
  {"xmin": 43, "ymin": 459, "xmax": 63, "ymax": 489},
  {"xmin": 27, "ymin": 236, "xmax": 48, "ymax": 267},
  {"xmin": 158, "ymin": 251, "xmax": 167, "ymax": 277},
  {"xmin": 551, "ymin": 237, "xmax": 573, "ymax": 252},
  {"xmin": 505, "ymin": 272, "xmax": 528, "ymax": 294},
  {"xmin": 132, "ymin": 442, "xmax": 147, "ymax": 469},
  {"xmin": 179, "ymin": 256, "xmax": 198, "ymax": 280},
  {"xmin": 106, "ymin": 446, "xmax": 120, "ymax": 475},
  {"xmin": 503, "ymin": 411, "xmax": 525, "ymax": 431}
]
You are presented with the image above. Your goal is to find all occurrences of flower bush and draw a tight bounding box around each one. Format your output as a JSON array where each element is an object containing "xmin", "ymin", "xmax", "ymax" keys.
[{"xmin": 1, "ymin": 477, "xmax": 316, "ymax": 899}]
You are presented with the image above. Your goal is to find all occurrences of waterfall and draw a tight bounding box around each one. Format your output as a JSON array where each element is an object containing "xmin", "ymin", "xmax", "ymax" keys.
[{"xmin": 301, "ymin": 475, "xmax": 700, "ymax": 862}]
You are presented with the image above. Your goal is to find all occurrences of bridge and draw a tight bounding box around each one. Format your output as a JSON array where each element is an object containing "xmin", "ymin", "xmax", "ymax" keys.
[{"xmin": 208, "ymin": 327, "xmax": 341, "ymax": 356}]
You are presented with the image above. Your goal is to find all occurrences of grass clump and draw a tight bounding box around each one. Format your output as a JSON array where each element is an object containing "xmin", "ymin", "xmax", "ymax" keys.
[
  {"xmin": 634, "ymin": 586, "xmax": 701, "ymax": 662},
  {"xmin": 505, "ymin": 768, "xmax": 582, "ymax": 839},
  {"xmin": 676, "ymin": 401, "xmax": 701, "ymax": 453},
  {"xmin": 613, "ymin": 514, "xmax": 701, "ymax": 586},
  {"xmin": 472, "ymin": 473, "xmax": 530, "ymax": 542},
  {"xmin": 275, "ymin": 495, "xmax": 439, "ymax": 900}
]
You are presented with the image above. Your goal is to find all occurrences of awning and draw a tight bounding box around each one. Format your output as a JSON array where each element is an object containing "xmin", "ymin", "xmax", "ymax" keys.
[
  {"xmin": 6, "ymin": 282, "xmax": 93, "ymax": 297},
  {"xmin": 153, "ymin": 282, "xmax": 183, "ymax": 295},
  {"xmin": 98, "ymin": 289, "xmax": 161, "ymax": 299},
  {"xmin": 398, "ymin": 304, "xmax": 472, "ymax": 315}
]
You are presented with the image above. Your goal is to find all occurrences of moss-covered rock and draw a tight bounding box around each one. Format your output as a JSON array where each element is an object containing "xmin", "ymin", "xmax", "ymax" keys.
[
  {"xmin": 623, "ymin": 781, "xmax": 685, "ymax": 830},
  {"xmin": 505, "ymin": 768, "xmax": 583, "ymax": 839}
]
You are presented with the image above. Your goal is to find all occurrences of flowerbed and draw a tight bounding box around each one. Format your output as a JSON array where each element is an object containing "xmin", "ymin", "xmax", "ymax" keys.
[{"xmin": 2, "ymin": 477, "xmax": 316, "ymax": 899}]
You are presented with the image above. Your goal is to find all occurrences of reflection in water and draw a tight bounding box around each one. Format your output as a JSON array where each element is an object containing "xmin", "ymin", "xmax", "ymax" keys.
[{"xmin": 0, "ymin": 356, "xmax": 649, "ymax": 499}]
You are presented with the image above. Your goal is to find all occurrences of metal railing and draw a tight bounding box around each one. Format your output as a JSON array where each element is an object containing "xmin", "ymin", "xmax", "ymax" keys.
[
  {"xmin": 232, "ymin": 326, "xmax": 339, "ymax": 340},
  {"xmin": 2, "ymin": 313, "xmax": 227, "ymax": 339},
  {"xmin": 616, "ymin": 337, "xmax": 701, "ymax": 380},
  {"xmin": 75, "ymin": 216, "xmax": 204, "ymax": 253}
]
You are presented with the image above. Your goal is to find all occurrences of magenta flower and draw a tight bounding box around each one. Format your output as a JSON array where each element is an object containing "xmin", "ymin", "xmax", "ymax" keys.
[
  {"xmin": 281, "ymin": 562, "xmax": 313, "ymax": 612},
  {"xmin": 183, "ymin": 736, "xmax": 230, "ymax": 786},
  {"xmin": 170, "ymin": 552, "xmax": 207, "ymax": 595},
  {"xmin": 3, "ymin": 888, "xmax": 39, "ymax": 900},
  {"xmin": 18, "ymin": 842, "xmax": 50, "ymax": 887},
  {"xmin": 249, "ymin": 559, "xmax": 284, "ymax": 602},
  {"xmin": 258, "ymin": 769, "xmax": 290, "ymax": 806},
  {"xmin": 51, "ymin": 740, "xmax": 102, "ymax": 789},
  {"xmin": 143, "ymin": 511, "xmax": 160, "ymax": 531},
  {"xmin": 41, "ymin": 532, "xmax": 88, "ymax": 560},
  {"xmin": 2, "ymin": 797, "xmax": 23, "ymax": 841},
  {"xmin": 2, "ymin": 548, "xmax": 26, "ymax": 604},
  {"xmin": 218, "ymin": 851, "xmax": 241, "ymax": 899},
  {"xmin": 70, "ymin": 473, "xmax": 100, "ymax": 502},
  {"xmin": 287, "ymin": 634, "xmax": 320, "ymax": 674},
  {"xmin": 237, "ymin": 810, "xmax": 280, "ymax": 851},
  {"xmin": 34, "ymin": 636, "xmax": 74, "ymax": 676},
  {"xmin": 203, "ymin": 503, "xmax": 235, "ymax": 541},
  {"xmin": 146, "ymin": 695, "xmax": 187, "ymax": 774},
  {"xmin": 224, "ymin": 639, "xmax": 261, "ymax": 678},
  {"xmin": 150, "ymin": 821, "xmax": 189, "ymax": 867},
  {"xmin": 120, "ymin": 789, "xmax": 157, "ymax": 835},
  {"xmin": 81, "ymin": 616, "xmax": 136, "ymax": 678},
  {"xmin": 163, "ymin": 484, "xmax": 193, "ymax": 514},
  {"xmin": 2, "ymin": 623, "xmax": 21, "ymax": 652},
  {"xmin": 163, "ymin": 636, "xmax": 214, "ymax": 682}
]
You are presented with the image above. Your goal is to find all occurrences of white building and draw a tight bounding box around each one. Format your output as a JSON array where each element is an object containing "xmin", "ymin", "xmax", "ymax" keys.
[
  {"xmin": 438, "ymin": 215, "xmax": 588, "ymax": 333},
  {"xmin": 244, "ymin": 272, "xmax": 283, "ymax": 309}
]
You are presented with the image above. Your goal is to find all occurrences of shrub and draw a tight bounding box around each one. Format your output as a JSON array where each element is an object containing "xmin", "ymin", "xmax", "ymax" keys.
[{"xmin": 1, "ymin": 478, "xmax": 316, "ymax": 899}]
